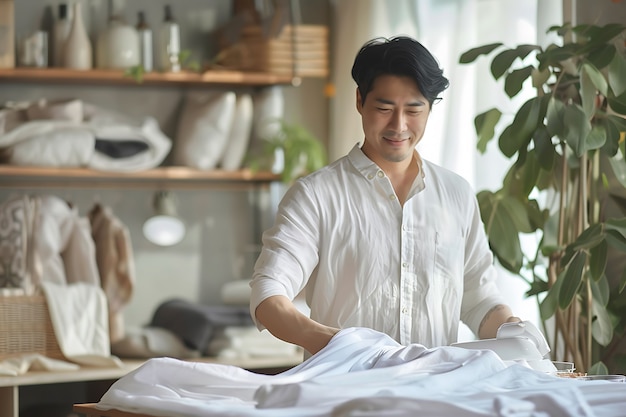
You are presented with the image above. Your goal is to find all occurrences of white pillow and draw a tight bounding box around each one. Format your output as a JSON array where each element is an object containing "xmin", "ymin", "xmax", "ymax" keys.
[
  {"xmin": 174, "ymin": 91, "xmax": 236, "ymax": 170},
  {"xmin": 220, "ymin": 93, "xmax": 253, "ymax": 171}
]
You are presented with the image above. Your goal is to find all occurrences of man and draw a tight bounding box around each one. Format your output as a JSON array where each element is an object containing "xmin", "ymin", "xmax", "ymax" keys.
[{"xmin": 250, "ymin": 36, "xmax": 520, "ymax": 357}]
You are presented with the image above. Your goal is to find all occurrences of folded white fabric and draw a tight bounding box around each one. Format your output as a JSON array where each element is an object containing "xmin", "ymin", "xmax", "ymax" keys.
[
  {"xmin": 97, "ymin": 327, "xmax": 625, "ymax": 417},
  {"xmin": 0, "ymin": 354, "xmax": 80, "ymax": 376},
  {"xmin": 0, "ymin": 104, "xmax": 171, "ymax": 172},
  {"xmin": 41, "ymin": 281, "xmax": 122, "ymax": 368}
]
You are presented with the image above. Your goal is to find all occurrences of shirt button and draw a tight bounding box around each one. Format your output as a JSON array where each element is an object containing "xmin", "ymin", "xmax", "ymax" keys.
[
  {"xmin": 402, "ymin": 225, "xmax": 407, "ymax": 231},
  {"xmin": 390, "ymin": 195, "xmax": 396, "ymax": 200},
  {"xmin": 402, "ymin": 307, "xmax": 408, "ymax": 314},
  {"xmin": 377, "ymin": 170, "xmax": 384, "ymax": 178},
  {"xmin": 367, "ymin": 173, "xmax": 374, "ymax": 179},
  {"xmin": 402, "ymin": 262, "xmax": 408, "ymax": 268}
]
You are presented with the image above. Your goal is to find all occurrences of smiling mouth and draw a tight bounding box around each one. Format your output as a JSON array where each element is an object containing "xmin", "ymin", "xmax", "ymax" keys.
[{"xmin": 383, "ymin": 136, "xmax": 409, "ymax": 143}]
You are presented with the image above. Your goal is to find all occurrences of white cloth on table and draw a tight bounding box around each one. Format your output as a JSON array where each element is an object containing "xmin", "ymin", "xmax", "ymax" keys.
[{"xmin": 96, "ymin": 327, "xmax": 626, "ymax": 417}]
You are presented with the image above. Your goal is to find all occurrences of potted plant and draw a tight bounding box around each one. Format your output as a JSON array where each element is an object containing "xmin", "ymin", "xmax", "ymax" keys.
[
  {"xmin": 247, "ymin": 119, "xmax": 327, "ymax": 183},
  {"xmin": 460, "ymin": 22, "xmax": 626, "ymax": 374}
]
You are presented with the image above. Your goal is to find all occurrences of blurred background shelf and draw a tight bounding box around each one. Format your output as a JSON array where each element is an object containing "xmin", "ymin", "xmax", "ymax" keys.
[
  {"xmin": 0, "ymin": 68, "xmax": 298, "ymax": 87},
  {"xmin": 0, "ymin": 165, "xmax": 280, "ymax": 189}
]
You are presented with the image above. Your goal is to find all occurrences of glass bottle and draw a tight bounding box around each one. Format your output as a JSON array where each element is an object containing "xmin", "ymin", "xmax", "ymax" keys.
[
  {"xmin": 53, "ymin": 3, "xmax": 71, "ymax": 67},
  {"xmin": 160, "ymin": 5, "xmax": 180, "ymax": 72},
  {"xmin": 136, "ymin": 11, "xmax": 153, "ymax": 72}
]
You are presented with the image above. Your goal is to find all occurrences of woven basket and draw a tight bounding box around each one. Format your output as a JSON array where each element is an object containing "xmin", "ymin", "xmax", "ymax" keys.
[{"xmin": 0, "ymin": 295, "xmax": 64, "ymax": 360}]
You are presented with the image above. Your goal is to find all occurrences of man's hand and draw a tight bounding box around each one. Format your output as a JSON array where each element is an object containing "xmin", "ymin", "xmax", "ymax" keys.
[
  {"xmin": 478, "ymin": 304, "xmax": 521, "ymax": 339},
  {"xmin": 255, "ymin": 295, "xmax": 340, "ymax": 356}
]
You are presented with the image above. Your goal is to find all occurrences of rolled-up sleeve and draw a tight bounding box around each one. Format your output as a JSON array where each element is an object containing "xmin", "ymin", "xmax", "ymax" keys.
[{"xmin": 249, "ymin": 180, "xmax": 320, "ymax": 329}]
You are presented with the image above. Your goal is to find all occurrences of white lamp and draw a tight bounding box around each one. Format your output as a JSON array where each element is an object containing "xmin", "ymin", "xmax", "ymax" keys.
[{"xmin": 143, "ymin": 191, "xmax": 186, "ymax": 246}]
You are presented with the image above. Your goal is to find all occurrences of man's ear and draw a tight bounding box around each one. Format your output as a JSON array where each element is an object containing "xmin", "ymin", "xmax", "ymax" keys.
[{"xmin": 356, "ymin": 88, "xmax": 363, "ymax": 114}]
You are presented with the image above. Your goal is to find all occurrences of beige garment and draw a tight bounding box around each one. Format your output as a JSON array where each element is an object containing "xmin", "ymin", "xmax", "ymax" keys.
[
  {"xmin": 0, "ymin": 194, "xmax": 100, "ymax": 294},
  {"xmin": 89, "ymin": 204, "xmax": 135, "ymax": 343}
]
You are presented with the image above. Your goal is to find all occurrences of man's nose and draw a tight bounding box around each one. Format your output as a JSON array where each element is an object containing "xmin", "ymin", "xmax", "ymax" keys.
[{"xmin": 388, "ymin": 110, "xmax": 407, "ymax": 132}]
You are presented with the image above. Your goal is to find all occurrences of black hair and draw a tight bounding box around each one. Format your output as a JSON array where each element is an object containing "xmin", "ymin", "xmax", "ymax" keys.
[{"xmin": 351, "ymin": 36, "xmax": 450, "ymax": 107}]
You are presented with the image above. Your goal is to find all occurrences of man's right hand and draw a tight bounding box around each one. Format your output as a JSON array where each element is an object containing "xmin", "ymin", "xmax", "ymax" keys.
[{"xmin": 255, "ymin": 295, "xmax": 340, "ymax": 356}]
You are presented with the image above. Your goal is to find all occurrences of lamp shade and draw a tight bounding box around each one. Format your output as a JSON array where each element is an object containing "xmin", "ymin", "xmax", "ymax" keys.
[{"xmin": 143, "ymin": 191, "xmax": 186, "ymax": 246}]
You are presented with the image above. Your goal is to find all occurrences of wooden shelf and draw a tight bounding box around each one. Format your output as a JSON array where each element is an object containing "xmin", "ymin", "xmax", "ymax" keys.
[
  {"xmin": 0, "ymin": 68, "xmax": 300, "ymax": 87},
  {"xmin": 0, "ymin": 165, "xmax": 281, "ymax": 189}
]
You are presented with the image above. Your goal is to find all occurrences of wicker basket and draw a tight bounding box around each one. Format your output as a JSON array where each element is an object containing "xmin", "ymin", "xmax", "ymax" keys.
[
  {"xmin": 217, "ymin": 24, "xmax": 329, "ymax": 77},
  {"xmin": 0, "ymin": 295, "xmax": 64, "ymax": 360}
]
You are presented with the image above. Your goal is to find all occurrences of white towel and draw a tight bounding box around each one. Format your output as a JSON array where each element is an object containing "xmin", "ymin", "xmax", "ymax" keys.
[{"xmin": 42, "ymin": 281, "xmax": 122, "ymax": 367}]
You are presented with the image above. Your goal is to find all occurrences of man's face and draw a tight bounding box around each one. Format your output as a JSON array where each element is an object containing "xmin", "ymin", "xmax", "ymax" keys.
[{"xmin": 357, "ymin": 74, "xmax": 430, "ymax": 165}]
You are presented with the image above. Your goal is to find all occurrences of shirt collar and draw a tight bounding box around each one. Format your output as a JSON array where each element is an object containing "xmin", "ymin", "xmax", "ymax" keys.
[{"xmin": 347, "ymin": 143, "xmax": 426, "ymax": 192}]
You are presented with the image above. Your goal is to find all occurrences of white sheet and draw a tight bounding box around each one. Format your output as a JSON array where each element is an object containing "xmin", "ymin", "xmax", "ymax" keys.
[
  {"xmin": 42, "ymin": 281, "xmax": 123, "ymax": 367},
  {"xmin": 96, "ymin": 327, "xmax": 626, "ymax": 417}
]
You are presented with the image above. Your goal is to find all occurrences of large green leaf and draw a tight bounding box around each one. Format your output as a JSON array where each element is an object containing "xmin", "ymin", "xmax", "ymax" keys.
[
  {"xmin": 608, "ymin": 51, "xmax": 626, "ymax": 96},
  {"xmin": 591, "ymin": 272, "xmax": 610, "ymax": 307},
  {"xmin": 605, "ymin": 217, "xmax": 626, "ymax": 238},
  {"xmin": 459, "ymin": 43, "xmax": 503, "ymax": 64},
  {"xmin": 526, "ymin": 277, "xmax": 549, "ymax": 297},
  {"xmin": 490, "ymin": 45, "xmax": 539, "ymax": 80},
  {"xmin": 605, "ymin": 229, "xmax": 626, "ymax": 252},
  {"xmin": 505, "ymin": 66, "xmax": 534, "ymax": 98},
  {"xmin": 592, "ymin": 300, "xmax": 614, "ymax": 346},
  {"xmin": 559, "ymin": 251, "xmax": 586, "ymax": 310},
  {"xmin": 540, "ymin": 272, "xmax": 563, "ymax": 320},
  {"xmin": 477, "ymin": 190, "xmax": 523, "ymax": 272},
  {"xmin": 600, "ymin": 117, "xmax": 622, "ymax": 156},
  {"xmin": 537, "ymin": 43, "xmax": 578, "ymax": 70},
  {"xmin": 499, "ymin": 97, "xmax": 542, "ymax": 157},
  {"xmin": 531, "ymin": 67, "xmax": 551, "ymax": 89},
  {"xmin": 608, "ymin": 91, "xmax": 626, "ymax": 115},
  {"xmin": 578, "ymin": 23, "xmax": 626, "ymax": 55},
  {"xmin": 546, "ymin": 97, "xmax": 565, "ymax": 138},
  {"xmin": 589, "ymin": 241, "xmax": 608, "ymax": 283},
  {"xmin": 540, "ymin": 212, "xmax": 560, "ymax": 256},
  {"xmin": 561, "ymin": 224, "xmax": 604, "ymax": 268},
  {"xmin": 587, "ymin": 43, "xmax": 617, "ymax": 70},
  {"xmin": 474, "ymin": 108, "xmax": 502, "ymax": 153},
  {"xmin": 582, "ymin": 62, "xmax": 609, "ymax": 96},
  {"xmin": 563, "ymin": 104, "xmax": 592, "ymax": 157},
  {"xmin": 620, "ymin": 268, "xmax": 626, "ymax": 294},
  {"xmin": 581, "ymin": 67, "xmax": 596, "ymax": 120},
  {"xmin": 533, "ymin": 126, "xmax": 555, "ymax": 170},
  {"xmin": 585, "ymin": 125, "xmax": 607, "ymax": 151},
  {"xmin": 608, "ymin": 152, "xmax": 626, "ymax": 188}
]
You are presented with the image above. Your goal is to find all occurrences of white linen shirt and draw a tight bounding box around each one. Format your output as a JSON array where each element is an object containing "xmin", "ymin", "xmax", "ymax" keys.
[{"xmin": 250, "ymin": 144, "xmax": 506, "ymax": 348}]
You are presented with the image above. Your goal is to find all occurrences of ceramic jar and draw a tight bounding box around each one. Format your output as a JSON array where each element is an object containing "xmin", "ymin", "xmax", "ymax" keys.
[{"xmin": 97, "ymin": 16, "xmax": 140, "ymax": 69}]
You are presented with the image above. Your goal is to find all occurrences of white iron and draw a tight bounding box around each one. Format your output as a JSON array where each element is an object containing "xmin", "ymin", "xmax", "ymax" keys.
[{"xmin": 451, "ymin": 321, "xmax": 557, "ymax": 373}]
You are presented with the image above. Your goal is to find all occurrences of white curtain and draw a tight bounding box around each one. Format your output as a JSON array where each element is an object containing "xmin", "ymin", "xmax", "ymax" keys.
[{"xmin": 328, "ymin": 0, "xmax": 563, "ymax": 338}]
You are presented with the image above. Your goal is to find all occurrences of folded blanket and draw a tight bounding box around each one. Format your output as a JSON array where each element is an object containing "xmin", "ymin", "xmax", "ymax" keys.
[{"xmin": 0, "ymin": 99, "xmax": 171, "ymax": 172}]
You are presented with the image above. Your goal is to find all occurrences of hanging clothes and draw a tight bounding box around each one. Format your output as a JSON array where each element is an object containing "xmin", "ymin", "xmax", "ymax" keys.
[{"xmin": 89, "ymin": 203, "xmax": 136, "ymax": 344}]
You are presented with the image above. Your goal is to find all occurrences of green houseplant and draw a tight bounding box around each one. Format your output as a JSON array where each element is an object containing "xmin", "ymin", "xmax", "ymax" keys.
[
  {"xmin": 460, "ymin": 22, "xmax": 626, "ymax": 374},
  {"xmin": 248, "ymin": 119, "xmax": 327, "ymax": 183}
]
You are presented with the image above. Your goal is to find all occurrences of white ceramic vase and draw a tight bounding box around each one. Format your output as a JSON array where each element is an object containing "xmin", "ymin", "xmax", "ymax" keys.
[
  {"xmin": 63, "ymin": 2, "xmax": 92, "ymax": 70},
  {"xmin": 97, "ymin": 17, "xmax": 140, "ymax": 69}
]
